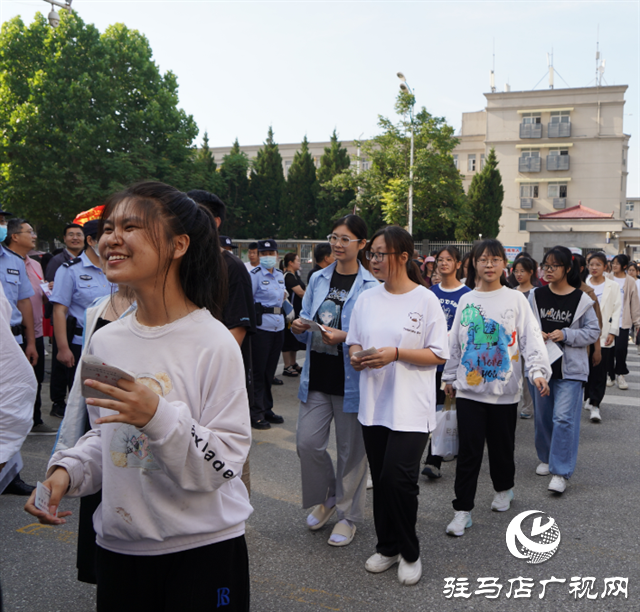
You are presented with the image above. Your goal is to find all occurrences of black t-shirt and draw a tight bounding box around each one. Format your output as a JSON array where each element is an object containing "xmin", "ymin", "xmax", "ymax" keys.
[
  {"xmin": 284, "ymin": 271, "xmax": 306, "ymax": 316},
  {"xmin": 222, "ymin": 251, "xmax": 256, "ymax": 334},
  {"xmin": 535, "ymin": 285, "xmax": 582, "ymax": 379},
  {"xmin": 308, "ymin": 270, "xmax": 357, "ymax": 396}
]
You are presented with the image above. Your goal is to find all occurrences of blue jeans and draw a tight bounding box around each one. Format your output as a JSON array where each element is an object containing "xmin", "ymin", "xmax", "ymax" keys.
[{"xmin": 532, "ymin": 379, "xmax": 583, "ymax": 479}]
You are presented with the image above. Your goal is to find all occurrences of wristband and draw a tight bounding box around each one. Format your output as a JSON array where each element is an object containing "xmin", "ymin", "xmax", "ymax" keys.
[{"xmin": 395, "ymin": 347, "xmax": 399, "ymax": 362}]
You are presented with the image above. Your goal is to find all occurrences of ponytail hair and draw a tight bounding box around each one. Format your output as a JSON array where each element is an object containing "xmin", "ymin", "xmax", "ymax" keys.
[
  {"xmin": 542, "ymin": 245, "xmax": 582, "ymax": 289},
  {"xmin": 331, "ymin": 214, "xmax": 369, "ymax": 268},
  {"xmin": 99, "ymin": 181, "xmax": 228, "ymax": 320},
  {"xmin": 612, "ymin": 253, "xmax": 630, "ymax": 271},
  {"xmin": 282, "ymin": 252, "xmax": 297, "ymax": 271},
  {"xmin": 366, "ymin": 225, "xmax": 425, "ymax": 286}
]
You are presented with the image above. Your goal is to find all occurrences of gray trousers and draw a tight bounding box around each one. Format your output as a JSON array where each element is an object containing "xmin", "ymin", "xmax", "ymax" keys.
[{"xmin": 296, "ymin": 391, "xmax": 368, "ymax": 522}]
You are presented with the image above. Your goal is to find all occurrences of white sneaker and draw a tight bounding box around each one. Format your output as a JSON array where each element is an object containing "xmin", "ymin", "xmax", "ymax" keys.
[
  {"xmin": 398, "ymin": 556, "xmax": 422, "ymax": 585},
  {"xmin": 548, "ymin": 475, "xmax": 567, "ymax": 493},
  {"xmin": 583, "ymin": 398, "xmax": 591, "ymax": 411},
  {"xmin": 617, "ymin": 375, "xmax": 629, "ymax": 390},
  {"xmin": 446, "ymin": 511, "xmax": 472, "ymax": 536},
  {"xmin": 606, "ymin": 377, "xmax": 615, "ymax": 387},
  {"xmin": 590, "ymin": 407, "xmax": 602, "ymax": 422},
  {"xmin": 536, "ymin": 462, "xmax": 550, "ymax": 476},
  {"xmin": 365, "ymin": 553, "xmax": 399, "ymax": 573},
  {"xmin": 491, "ymin": 489, "xmax": 514, "ymax": 512}
]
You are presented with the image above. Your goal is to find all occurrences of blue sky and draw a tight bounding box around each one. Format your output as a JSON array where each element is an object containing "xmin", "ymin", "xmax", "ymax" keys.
[{"xmin": 2, "ymin": 0, "xmax": 638, "ymax": 194}]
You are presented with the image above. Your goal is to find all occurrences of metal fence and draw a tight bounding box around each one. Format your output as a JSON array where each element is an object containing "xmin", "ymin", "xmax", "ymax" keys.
[{"xmin": 416, "ymin": 240, "xmax": 475, "ymax": 256}]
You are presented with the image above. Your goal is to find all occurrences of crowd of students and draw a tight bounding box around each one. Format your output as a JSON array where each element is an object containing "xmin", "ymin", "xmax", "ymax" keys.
[{"xmin": 0, "ymin": 180, "xmax": 636, "ymax": 608}]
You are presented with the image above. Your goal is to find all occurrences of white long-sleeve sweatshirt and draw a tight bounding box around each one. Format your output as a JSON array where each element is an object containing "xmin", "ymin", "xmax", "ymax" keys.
[
  {"xmin": 48, "ymin": 308, "xmax": 253, "ymax": 556},
  {"xmin": 442, "ymin": 287, "xmax": 551, "ymax": 404}
]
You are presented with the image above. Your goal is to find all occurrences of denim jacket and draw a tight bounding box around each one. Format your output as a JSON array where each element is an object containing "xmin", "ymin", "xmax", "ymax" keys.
[
  {"xmin": 295, "ymin": 261, "xmax": 378, "ymax": 412},
  {"xmin": 529, "ymin": 288, "xmax": 600, "ymax": 382}
]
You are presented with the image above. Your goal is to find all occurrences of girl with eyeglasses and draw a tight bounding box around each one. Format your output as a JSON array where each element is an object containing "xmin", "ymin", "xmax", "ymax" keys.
[
  {"xmin": 529, "ymin": 246, "xmax": 600, "ymax": 495},
  {"xmin": 346, "ymin": 226, "xmax": 449, "ymax": 585},
  {"xmin": 26, "ymin": 182, "xmax": 252, "ymax": 611},
  {"xmin": 291, "ymin": 215, "xmax": 377, "ymax": 548},
  {"xmin": 443, "ymin": 239, "xmax": 550, "ymax": 537}
]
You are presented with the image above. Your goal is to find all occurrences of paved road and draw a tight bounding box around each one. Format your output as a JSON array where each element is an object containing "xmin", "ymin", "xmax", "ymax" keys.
[{"xmin": 1, "ymin": 348, "xmax": 639, "ymax": 611}]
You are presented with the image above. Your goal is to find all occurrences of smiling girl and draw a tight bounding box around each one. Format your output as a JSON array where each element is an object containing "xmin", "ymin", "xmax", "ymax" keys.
[
  {"xmin": 25, "ymin": 182, "xmax": 252, "ymax": 611},
  {"xmin": 346, "ymin": 226, "xmax": 448, "ymax": 586}
]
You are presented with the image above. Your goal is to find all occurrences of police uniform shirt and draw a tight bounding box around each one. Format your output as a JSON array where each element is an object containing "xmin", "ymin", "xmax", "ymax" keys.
[
  {"xmin": 251, "ymin": 265, "xmax": 285, "ymax": 332},
  {"xmin": 0, "ymin": 245, "xmax": 35, "ymax": 344},
  {"xmin": 50, "ymin": 251, "xmax": 112, "ymax": 345},
  {"xmin": 222, "ymin": 250, "xmax": 256, "ymax": 334},
  {"xmin": 44, "ymin": 248, "xmax": 75, "ymax": 282}
]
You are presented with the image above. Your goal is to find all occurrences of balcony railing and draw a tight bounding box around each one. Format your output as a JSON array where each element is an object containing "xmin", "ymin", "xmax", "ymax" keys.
[
  {"xmin": 518, "ymin": 157, "xmax": 541, "ymax": 172},
  {"xmin": 553, "ymin": 198, "xmax": 567, "ymax": 209},
  {"xmin": 547, "ymin": 155, "xmax": 570, "ymax": 171},
  {"xmin": 520, "ymin": 198, "xmax": 533, "ymax": 209},
  {"xmin": 547, "ymin": 123, "xmax": 571, "ymax": 138},
  {"xmin": 519, "ymin": 123, "xmax": 542, "ymax": 139}
]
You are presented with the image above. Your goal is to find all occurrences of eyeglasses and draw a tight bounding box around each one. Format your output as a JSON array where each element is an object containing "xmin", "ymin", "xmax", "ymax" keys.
[
  {"xmin": 365, "ymin": 251, "xmax": 398, "ymax": 262},
  {"xmin": 436, "ymin": 258, "xmax": 455, "ymax": 264},
  {"xmin": 15, "ymin": 230, "xmax": 37, "ymax": 236},
  {"xmin": 476, "ymin": 257, "xmax": 504, "ymax": 267},
  {"xmin": 541, "ymin": 264, "xmax": 561, "ymax": 272},
  {"xmin": 327, "ymin": 234, "xmax": 361, "ymax": 247}
]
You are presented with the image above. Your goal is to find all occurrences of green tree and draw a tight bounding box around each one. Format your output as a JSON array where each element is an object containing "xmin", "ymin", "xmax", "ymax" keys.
[
  {"xmin": 279, "ymin": 137, "xmax": 318, "ymax": 238},
  {"xmin": 315, "ymin": 130, "xmax": 354, "ymax": 238},
  {"xmin": 0, "ymin": 11, "xmax": 198, "ymax": 240},
  {"xmin": 220, "ymin": 139, "xmax": 250, "ymax": 238},
  {"xmin": 190, "ymin": 131, "xmax": 225, "ymax": 196},
  {"xmin": 455, "ymin": 148, "xmax": 504, "ymax": 240},
  {"xmin": 246, "ymin": 127, "xmax": 284, "ymax": 238},
  {"xmin": 338, "ymin": 92, "xmax": 465, "ymax": 240}
]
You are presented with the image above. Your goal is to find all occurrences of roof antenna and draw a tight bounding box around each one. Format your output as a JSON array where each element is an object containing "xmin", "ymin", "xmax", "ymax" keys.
[
  {"xmin": 547, "ymin": 49, "xmax": 554, "ymax": 89},
  {"xmin": 490, "ymin": 39, "xmax": 496, "ymax": 93},
  {"xmin": 595, "ymin": 27, "xmax": 606, "ymax": 87}
]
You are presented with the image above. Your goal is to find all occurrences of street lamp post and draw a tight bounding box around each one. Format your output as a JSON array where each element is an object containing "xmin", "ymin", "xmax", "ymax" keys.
[{"xmin": 397, "ymin": 72, "xmax": 415, "ymax": 236}]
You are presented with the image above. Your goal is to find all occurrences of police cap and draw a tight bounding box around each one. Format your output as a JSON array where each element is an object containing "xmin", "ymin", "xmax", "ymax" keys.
[
  {"xmin": 258, "ymin": 239, "xmax": 278, "ymax": 252},
  {"xmin": 219, "ymin": 235, "xmax": 236, "ymax": 249},
  {"xmin": 83, "ymin": 219, "xmax": 99, "ymax": 238}
]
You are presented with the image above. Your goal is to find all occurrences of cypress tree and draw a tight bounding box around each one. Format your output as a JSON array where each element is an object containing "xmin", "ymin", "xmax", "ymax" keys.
[
  {"xmin": 456, "ymin": 148, "xmax": 504, "ymax": 240},
  {"xmin": 191, "ymin": 131, "xmax": 226, "ymax": 196},
  {"xmin": 316, "ymin": 130, "xmax": 354, "ymax": 238},
  {"xmin": 280, "ymin": 136, "xmax": 319, "ymax": 238},
  {"xmin": 246, "ymin": 127, "xmax": 284, "ymax": 238},
  {"xmin": 220, "ymin": 138, "xmax": 250, "ymax": 237}
]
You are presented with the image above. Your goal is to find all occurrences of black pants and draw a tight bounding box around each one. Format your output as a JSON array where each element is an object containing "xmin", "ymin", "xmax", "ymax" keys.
[
  {"xmin": 362, "ymin": 425, "xmax": 428, "ymax": 563},
  {"xmin": 49, "ymin": 334, "xmax": 68, "ymax": 405},
  {"xmin": 424, "ymin": 371, "xmax": 445, "ymax": 469},
  {"xmin": 251, "ymin": 329, "xmax": 283, "ymax": 422},
  {"xmin": 96, "ymin": 536, "xmax": 250, "ymax": 612},
  {"xmin": 20, "ymin": 337, "xmax": 45, "ymax": 425},
  {"xmin": 453, "ymin": 398, "xmax": 518, "ymax": 512},
  {"xmin": 585, "ymin": 345, "xmax": 608, "ymax": 408},
  {"xmin": 607, "ymin": 328, "xmax": 630, "ymax": 378}
]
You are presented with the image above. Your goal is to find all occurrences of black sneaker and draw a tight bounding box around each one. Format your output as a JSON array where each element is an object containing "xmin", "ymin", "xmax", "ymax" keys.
[
  {"xmin": 421, "ymin": 464, "xmax": 442, "ymax": 479},
  {"xmin": 264, "ymin": 411, "xmax": 284, "ymax": 424},
  {"xmin": 251, "ymin": 419, "xmax": 271, "ymax": 430},
  {"xmin": 1, "ymin": 475, "xmax": 35, "ymax": 496},
  {"xmin": 50, "ymin": 402, "xmax": 66, "ymax": 418}
]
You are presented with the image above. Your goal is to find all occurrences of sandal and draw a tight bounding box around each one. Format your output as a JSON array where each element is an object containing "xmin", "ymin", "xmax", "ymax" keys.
[
  {"xmin": 307, "ymin": 504, "xmax": 336, "ymax": 531},
  {"xmin": 328, "ymin": 521, "xmax": 357, "ymax": 547},
  {"xmin": 292, "ymin": 363, "xmax": 302, "ymax": 374},
  {"xmin": 282, "ymin": 366, "xmax": 299, "ymax": 377}
]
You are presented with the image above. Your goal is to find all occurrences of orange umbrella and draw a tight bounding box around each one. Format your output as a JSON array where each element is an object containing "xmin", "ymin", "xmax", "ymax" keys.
[{"xmin": 73, "ymin": 205, "xmax": 105, "ymax": 226}]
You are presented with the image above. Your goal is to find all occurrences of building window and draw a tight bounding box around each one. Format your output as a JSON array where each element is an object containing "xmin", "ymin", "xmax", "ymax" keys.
[
  {"xmin": 361, "ymin": 159, "xmax": 370, "ymax": 171},
  {"xmin": 520, "ymin": 184, "xmax": 539, "ymax": 198},
  {"xmin": 626, "ymin": 219, "xmax": 634, "ymax": 228},
  {"xmin": 521, "ymin": 148, "xmax": 540, "ymax": 158},
  {"xmin": 519, "ymin": 213, "xmax": 537, "ymax": 232},
  {"xmin": 453, "ymin": 154, "xmax": 458, "ymax": 170},
  {"xmin": 548, "ymin": 147, "xmax": 569, "ymax": 156},
  {"xmin": 480, "ymin": 154, "xmax": 485, "ymax": 170},
  {"xmin": 548, "ymin": 182, "xmax": 568, "ymax": 198},
  {"xmin": 522, "ymin": 112, "xmax": 541, "ymax": 124},
  {"xmin": 550, "ymin": 110, "xmax": 571, "ymax": 124},
  {"xmin": 622, "ymin": 149, "xmax": 626, "ymax": 165},
  {"xmin": 468, "ymin": 154, "xmax": 476, "ymax": 172},
  {"xmin": 285, "ymin": 160, "xmax": 292, "ymax": 175},
  {"xmin": 626, "ymin": 202, "xmax": 635, "ymax": 212}
]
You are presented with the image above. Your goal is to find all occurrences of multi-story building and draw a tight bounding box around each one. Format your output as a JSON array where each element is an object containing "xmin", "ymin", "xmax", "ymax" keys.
[{"xmin": 453, "ymin": 85, "xmax": 634, "ymax": 253}]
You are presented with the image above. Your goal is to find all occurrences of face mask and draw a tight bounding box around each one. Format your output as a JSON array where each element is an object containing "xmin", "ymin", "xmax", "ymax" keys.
[
  {"xmin": 0, "ymin": 226, "xmax": 6, "ymax": 243},
  {"xmin": 91, "ymin": 244, "xmax": 100, "ymax": 258},
  {"xmin": 260, "ymin": 256, "xmax": 277, "ymax": 269}
]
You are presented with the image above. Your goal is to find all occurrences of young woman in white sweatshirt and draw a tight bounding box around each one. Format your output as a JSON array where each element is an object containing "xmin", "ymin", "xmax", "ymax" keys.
[
  {"xmin": 26, "ymin": 182, "xmax": 252, "ymax": 611},
  {"xmin": 442, "ymin": 239, "xmax": 551, "ymax": 538}
]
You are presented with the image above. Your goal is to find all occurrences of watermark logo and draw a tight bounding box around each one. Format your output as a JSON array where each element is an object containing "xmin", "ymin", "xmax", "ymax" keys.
[{"xmin": 506, "ymin": 510, "xmax": 561, "ymax": 564}]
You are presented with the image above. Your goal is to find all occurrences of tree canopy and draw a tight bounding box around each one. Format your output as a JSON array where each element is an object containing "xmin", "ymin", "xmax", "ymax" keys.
[{"xmin": 0, "ymin": 11, "xmax": 197, "ymax": 239}]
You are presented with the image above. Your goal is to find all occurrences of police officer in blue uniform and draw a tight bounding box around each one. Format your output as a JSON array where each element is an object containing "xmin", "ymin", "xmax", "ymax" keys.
[
  {"xmin": 250, "ymin": 239, "xmax": 287, "ymax": 429},
  {"xmin": 50, "ymin": 220, "xmax": 112, "ymax": 415}
]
